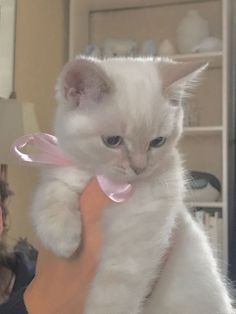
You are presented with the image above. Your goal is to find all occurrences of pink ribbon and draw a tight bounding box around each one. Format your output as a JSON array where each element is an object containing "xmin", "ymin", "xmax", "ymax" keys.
[
  {"xmin": 13, "ymin": 133, "xmax": 73, "ymax": 166},
  {"xmin": 12, "ymin": 133, "xmax": 132, "ymax": 203}
]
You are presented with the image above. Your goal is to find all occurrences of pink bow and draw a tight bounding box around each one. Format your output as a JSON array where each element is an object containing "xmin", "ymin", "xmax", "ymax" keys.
[
  {"xmin": 13, "ymin": 133, "xmax": 72, "ymax": 166},
  {"xmin": 12, "ymin": 133, "xmax": 132, "ymax": 203}
]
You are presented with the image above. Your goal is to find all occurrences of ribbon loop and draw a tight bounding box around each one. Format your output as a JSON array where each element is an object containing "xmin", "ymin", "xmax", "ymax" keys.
[
  {"xmin": 12, "ymin": 133, "xmax": 72, "ymax": 166},
  {"xmin": 12, "ymin": 133, "xmax": 132, "ymax": 203}
]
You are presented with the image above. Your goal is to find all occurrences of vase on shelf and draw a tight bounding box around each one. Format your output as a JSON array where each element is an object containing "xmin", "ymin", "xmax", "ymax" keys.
[
  {"xmin": 158, "ymin": 39, "xmax": 176, "ymax": 56},
  {"xmin": 177, "ymin": 10, "xmax": 210, "ymax": 54},
  {"xmin": 192, "ymin": 37, "xmax": 222, "ymax": 53},
  {"xmin": 140, "ymin": 40, "xmax": 157, "ymax": 56}
]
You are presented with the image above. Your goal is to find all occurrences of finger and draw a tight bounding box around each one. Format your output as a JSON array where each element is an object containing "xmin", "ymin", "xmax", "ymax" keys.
[
  {"xmin": 36, "ymin": 244, "xmax": 72, "ymax": 274},
  {"xmin": 80, "ymin": 177, "xmax": 111, "ymax": 225},
  {"xmin": 35, "ymin": 245, "xmax": 59, "ymax": 273}
]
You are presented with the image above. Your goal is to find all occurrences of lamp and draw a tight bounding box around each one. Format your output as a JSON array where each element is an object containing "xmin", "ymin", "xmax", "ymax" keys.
[{"xmin": 0, "ymin": 98, "xmax": 40, "ymax": 180}]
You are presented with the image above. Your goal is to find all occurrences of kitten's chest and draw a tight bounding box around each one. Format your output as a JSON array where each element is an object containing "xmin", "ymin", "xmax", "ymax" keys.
[{"xmin": 101, "ymin": 180, "xmax": 177, "ymax": 253}]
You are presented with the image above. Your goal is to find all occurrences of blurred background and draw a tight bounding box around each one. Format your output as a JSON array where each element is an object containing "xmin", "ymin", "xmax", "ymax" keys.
[{"xmin": 0, "ymin": 0, "xmax": 235, "ymax": 286}]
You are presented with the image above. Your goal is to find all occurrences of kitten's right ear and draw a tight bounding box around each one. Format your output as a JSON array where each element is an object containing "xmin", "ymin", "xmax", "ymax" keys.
[{"xmin": 56, "ymin": 57, "xmax": 112, "ymax": 108}]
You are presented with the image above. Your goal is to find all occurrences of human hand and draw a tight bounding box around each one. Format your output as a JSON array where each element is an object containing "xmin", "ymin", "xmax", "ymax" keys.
[{"xmin": 24, "ymin": 177, "xmax": 111, "ymax": 314}]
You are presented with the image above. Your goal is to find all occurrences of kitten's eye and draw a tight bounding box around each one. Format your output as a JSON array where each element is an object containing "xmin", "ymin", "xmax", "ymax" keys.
[
  {"xmin": 102, "ymin": 136, "xmax": 123, "ymax": 148},
  {"xmin": 149, "ymin": 137, "xmax": 166, "ymax": 148}
]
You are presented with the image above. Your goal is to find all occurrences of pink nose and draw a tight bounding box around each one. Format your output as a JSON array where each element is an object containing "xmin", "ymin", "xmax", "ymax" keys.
[
  {"xmin": 131, "ymin": 166, "xmax": 146, "ymax": 175},
  {"xmin": 130, "ymin": 154, "xmax": 147, "ymax": 175}
]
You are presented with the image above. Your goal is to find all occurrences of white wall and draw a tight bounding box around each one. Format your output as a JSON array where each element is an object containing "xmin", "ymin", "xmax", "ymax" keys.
[{"xmin": 7, "ymin": 0, "xmax": 68, "ymax": 247}]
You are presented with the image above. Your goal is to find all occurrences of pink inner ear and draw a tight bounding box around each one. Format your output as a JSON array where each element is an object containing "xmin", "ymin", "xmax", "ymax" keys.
[
  {"xmin": 62, "ymin": 68, "xmax": 85, "ymax": 106},
  {"xmin": 66, "ymin": 87, "xmax": 81, "ymax": 107},
  {"xmin": 59, "ymin": 59, "xmax": 112, "ymax": 108}
]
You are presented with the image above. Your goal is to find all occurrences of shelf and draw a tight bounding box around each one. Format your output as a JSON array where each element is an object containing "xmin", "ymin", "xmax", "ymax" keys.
[
  {"xmin": 186, "ymin": 202, "xmax": 223, "ymax": 208},
  {"xmin": 89, "ymin": 0, "xmax": 220, "ymax": 14},
  {"xmin": 183, "ymin": 126, "xmax": 223, "ymax": 136},
  {"xmin": 171, "ymin": 51, "xmax": 222, "ymax": 69}
]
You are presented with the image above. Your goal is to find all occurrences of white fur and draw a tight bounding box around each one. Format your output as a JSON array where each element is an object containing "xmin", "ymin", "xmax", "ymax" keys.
[{"xmin": 31, "ymin": 57, "xmax": 234, "ymax": 313}]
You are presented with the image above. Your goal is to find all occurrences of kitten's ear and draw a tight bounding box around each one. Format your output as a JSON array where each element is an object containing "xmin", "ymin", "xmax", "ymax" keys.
[
  {"xmin": 158, "ymin": 59, "xmax": 208, "ymax": 104},
  {"xmin": 57, "ymin": 57, "xmax": 112, "ymax": 108}
]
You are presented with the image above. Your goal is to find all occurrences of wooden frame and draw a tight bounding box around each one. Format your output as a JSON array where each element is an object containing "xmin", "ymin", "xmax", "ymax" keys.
[{"xmin": 0, "ymin": 0, "xmax": 16, "ymax": 98}]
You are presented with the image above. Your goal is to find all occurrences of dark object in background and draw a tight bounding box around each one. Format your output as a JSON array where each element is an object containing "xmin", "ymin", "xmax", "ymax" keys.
[
  {"xmin": 0, "ymin": 238, "xmax": 37, "ymax": 277},
  {"xmin": 14, "ymin": 238, "xmax": 38, "ymax": 266},
  {"xmin": 10, "ymin": 238, "xmax": 37, "ymax": 293},
  {"xmin": 186, "ymin": 171, "xmax": 221, "ymax": 203},
  {"xmin": 0, "ymin": 238, "xmax": 37, "ymax": 304},
  {"xmin": 0, "ymin": 177, "xmax": 37, "ymax": 306},
  {"xmin": 0, "ymin": 179, "xmax": 14, "ymax": 228},
  {"xmin": 189, "ymin": 171, "xmax": 221, "ymax": 192}
]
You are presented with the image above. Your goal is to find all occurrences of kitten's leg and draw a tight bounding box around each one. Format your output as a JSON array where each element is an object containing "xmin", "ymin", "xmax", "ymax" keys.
[
  {"xmin": 144, "ymin": 211, "xmax": 234, "ymax": 314},
  {"xmin": 85, "ymin": 261, "xmax": 151, "ymax": 314},
  {"xmin": 32, "ymin": 168, "xmax": 90, "ymax": 257},
  {"xmin": 84, "ymin": 205, "xmax": 177, "ymax": 314}
]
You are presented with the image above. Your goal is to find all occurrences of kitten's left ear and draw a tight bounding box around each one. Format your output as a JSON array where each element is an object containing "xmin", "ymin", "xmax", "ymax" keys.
[{"xmin": 158, "ymin": 59, "xmax": 208, "ymax": 103}]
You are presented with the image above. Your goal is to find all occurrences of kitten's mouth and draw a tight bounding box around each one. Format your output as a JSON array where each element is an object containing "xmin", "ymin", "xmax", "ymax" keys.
[
  {"xmin": 106, "ymin": 172, "xmax": 132, "ymax": 183},
  {"xmin": 99, "ymin": 163, "xmax": 154, "ymax": 183},
  {"xmin": 105, "ymin": 168, "xmax": 145, "ymax": 183}
]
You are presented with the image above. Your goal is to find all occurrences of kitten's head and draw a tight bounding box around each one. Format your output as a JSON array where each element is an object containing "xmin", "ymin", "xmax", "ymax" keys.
[{"xmin": 55, "ymin": 57, "xmax": 207, "ymax": 182}]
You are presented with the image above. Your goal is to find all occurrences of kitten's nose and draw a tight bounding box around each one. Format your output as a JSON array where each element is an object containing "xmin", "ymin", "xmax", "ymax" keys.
[
  {"xmin": 132, "ymin": 166, "xmax": 146, "ymax": 175},
  {"xmin": 130, "ymin": 154, "xmax": 147, "ymax": 175}
]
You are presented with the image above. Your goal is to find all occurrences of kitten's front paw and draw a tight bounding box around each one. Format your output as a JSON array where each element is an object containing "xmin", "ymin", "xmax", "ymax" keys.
[
  {"xmin": 36, "ymin": 206, "xmax": 81, "ymax": 258},
  {"xmin": 51, "ymin": 218, "xmax": 81, "ymax": 258}
]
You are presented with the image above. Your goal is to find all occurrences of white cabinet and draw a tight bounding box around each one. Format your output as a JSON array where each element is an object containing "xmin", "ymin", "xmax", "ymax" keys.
[{"xmin": 69, "ymin": 0, "xmax": 231, "ymax": 275}]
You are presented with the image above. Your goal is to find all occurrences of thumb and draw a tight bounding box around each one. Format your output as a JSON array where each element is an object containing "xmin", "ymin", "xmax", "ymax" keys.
[{"xmin": 80, "ymin": 177, "xmax": 111, "ymax": 226}]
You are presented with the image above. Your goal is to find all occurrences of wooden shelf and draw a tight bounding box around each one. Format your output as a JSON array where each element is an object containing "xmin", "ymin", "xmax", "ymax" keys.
[
  {"xmin": 172, "ymin": 51, "xmax": 222, "ymax": 69},
  {"xmin": 186, "ymin": 202, "xmax": 223, "ymax": 208},
  {"xmin": 88, "ymin": 0, "xmax": 220, "ymax": 13},
  {"xmin": 183, "ymin": 126, "xmax": 223, "ymax": 136}
]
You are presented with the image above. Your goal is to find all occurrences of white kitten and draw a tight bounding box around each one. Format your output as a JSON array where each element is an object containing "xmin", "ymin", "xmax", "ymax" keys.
[{"xmin": 32, "ymin": 57, "xmax": 234, "ymax": 314}]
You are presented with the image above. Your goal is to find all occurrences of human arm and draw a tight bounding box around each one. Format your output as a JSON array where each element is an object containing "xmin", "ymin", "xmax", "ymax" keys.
[{"xmin": 0, "ymin": 177, "xmax": 110, "ymax": 314}]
